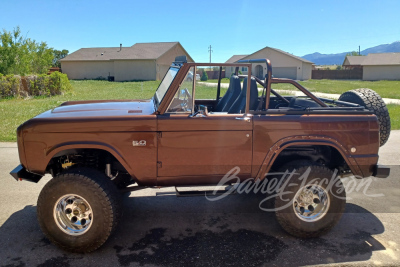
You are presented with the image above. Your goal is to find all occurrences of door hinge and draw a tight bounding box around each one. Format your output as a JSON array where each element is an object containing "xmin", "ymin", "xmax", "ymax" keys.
[
  {"xmin": 157, "ymin": 161, "xmax": 162, "ymax": 168},
  {"xmin": 157, "ymin": 132, "xmax": 162, "ymax": 138}
]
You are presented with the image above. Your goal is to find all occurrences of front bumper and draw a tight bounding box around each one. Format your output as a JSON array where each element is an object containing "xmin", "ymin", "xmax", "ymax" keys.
[
  {"xmin": 10, "ymin": 165, "xmax": 42, "ymax": 183},
  {"xmin": 372, "ymin": 164, "xmax": 390, "ymax": 178}
]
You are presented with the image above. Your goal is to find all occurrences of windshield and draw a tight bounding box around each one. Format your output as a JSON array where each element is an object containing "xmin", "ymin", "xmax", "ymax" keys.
[{"xmin": 154, "ymin": 67, "xmax": 179, "ymax": 106}]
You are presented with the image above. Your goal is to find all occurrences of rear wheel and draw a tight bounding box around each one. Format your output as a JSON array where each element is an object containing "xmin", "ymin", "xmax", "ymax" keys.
[
  {"xmin": 275, "ymin": 165, "xmax": 346, "ymax": 238},
  {"xmin": 339, "ymin": 88, "xmax": 391, "ymax": 146},
  {"xmin": 37, "ymin": 168, "xmax": 121, "ymax": 253}
]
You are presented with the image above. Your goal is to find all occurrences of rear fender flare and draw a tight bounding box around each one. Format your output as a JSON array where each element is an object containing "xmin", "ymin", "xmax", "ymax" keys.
[{"xmin": 255, "ymin": 135, "xmax": 362, "ymax": 180}]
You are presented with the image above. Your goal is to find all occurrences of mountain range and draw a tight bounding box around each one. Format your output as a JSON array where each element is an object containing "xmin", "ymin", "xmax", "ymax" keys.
[{"xmin": 302, "ymin": 41, "xmax": 400, "ymax": 65}]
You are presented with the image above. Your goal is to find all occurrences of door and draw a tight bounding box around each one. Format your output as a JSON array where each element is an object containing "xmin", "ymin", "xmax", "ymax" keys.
[
  {"xmin": 255, "ymin": 65, "xmax": 263, "ymax": 79},
  {"xmin": 157, "ymin": 113, "xmax": 253, "ymax": 185},
  {"xmin": 156, "ymin": 66, "xmax": 253, "ymax": 185}
]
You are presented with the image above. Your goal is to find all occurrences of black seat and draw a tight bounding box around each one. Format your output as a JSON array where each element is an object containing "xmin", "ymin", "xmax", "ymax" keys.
[
  {"xmin": 288, "ymin": 97, "xmax": 321, "ymax": 108},
  {"xmin": 215, "ymin": 75, "xmax": 241, "ymax": 112},
  {"xmin": 228, "ymin": 77, "xmax": 258, "ymax": 114}
]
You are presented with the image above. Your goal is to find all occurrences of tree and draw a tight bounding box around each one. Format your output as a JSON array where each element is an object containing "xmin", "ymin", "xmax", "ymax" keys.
[
  {"xmin": 53, "ymin": 49, "xmax": 69, "ymax": 68},
  {"xmin": 201, "ymin": 69, "xmax": 208, "ymax": 81},
  {"xmin": 346, "ymin": 51, "xmax": 362, "ymax": 56},
  {"xmin": 0, "ymin": 26, "xmax": 61, "ymax": 75}
]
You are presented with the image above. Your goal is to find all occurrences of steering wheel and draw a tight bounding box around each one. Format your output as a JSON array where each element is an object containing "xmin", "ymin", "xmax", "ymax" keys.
[
  {"xmin": 179, "ymin": 88, "xmax": 191, "ymax": 110},
  {"xmin": 171, "ymin": 88, "xmax": 192, "ymax": 112},
  {"xmin": 179, "ymin": 88, "xmax": 191, "ymax": 99}
]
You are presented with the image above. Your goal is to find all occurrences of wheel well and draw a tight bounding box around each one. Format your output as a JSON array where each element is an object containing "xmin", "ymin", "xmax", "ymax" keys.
[
  {"xmin": 270, "ymin": 145, "xmax": 349, "ymax": 174},
  {"xmin": 46, "ymin": 148, "xmax": 135, "ymax": 184}
]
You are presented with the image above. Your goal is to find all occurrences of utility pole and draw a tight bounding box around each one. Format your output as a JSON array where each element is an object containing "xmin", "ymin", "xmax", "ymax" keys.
[
  {"xmin": 208, "ymin": 45, "xmax": 213, "ymax": 65},
  {"xmin": 359, "ymin": 45, "xmax": 361, "ymax": 56}
]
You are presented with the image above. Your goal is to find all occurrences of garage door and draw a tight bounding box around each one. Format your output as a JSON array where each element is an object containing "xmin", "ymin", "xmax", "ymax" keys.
[{"xmin": 272, "ymin": 67, "xmax": 297, "ymax": 79}]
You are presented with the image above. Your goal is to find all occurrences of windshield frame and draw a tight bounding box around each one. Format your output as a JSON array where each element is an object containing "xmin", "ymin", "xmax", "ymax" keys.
[{"xmin": 153, "ymin": 66, "xmax": 180, "ymax": 108}]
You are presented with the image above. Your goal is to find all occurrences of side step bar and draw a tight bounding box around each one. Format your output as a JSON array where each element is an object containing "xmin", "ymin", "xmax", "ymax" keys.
[
  {"xmin": 155, "ymin": 185, "xmax": 237, "ymax": 197},
  {"xmin": 175, "ymin": 185, "xmax": 236, "ymax": 197}
]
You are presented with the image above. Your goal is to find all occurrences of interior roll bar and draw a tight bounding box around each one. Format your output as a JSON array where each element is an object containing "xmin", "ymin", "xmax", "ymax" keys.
[{"xmin": 238, "ymin": 58, "xmax": 328, "ymax": 108}]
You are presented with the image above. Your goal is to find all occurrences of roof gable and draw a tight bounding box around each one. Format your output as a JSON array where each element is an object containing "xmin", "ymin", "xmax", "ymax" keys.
[
  {"xmin": 343, "ymin": 56, "xmax": 366, "ymax": 66},
  {"xmin": 241, "ymin": 46, "xmax": 313, "ymax": 64},
  {"xmin": 225, "ymin": 55, "xmax": 248, "ymax": 63}
]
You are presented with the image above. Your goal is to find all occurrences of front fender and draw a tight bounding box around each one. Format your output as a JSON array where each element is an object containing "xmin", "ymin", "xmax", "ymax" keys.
[{"xmin": 26, "ymin": 141, "xmax": 134, "ymax": 177}]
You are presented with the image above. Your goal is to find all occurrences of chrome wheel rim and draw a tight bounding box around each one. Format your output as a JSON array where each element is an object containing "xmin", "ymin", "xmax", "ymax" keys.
[
  {"xmin": 293, "ymin": 184, "xmax": 330, "ymax": 222},
  {"xmin": 53, "ymin": 194, "xmax": 93, "ymax": 235}
]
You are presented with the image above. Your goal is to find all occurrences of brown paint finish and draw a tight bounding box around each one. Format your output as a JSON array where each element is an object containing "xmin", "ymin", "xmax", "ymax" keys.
[
  {"xmin": 157, "ymin": 113, "xmax": 253, "ymax": 185},
  {"xmin": 252, "ymin": 114, "xmax": 379, "ymax": 178},
  {"xmin": 12, "ymin": 58, "xmax": 385, "ymax": 186}
]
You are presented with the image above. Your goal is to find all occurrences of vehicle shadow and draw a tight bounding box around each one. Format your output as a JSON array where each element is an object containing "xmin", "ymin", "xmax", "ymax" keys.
[{"xmin": 0, "ymin": 192, "xmax": 386, "ymax": 267}]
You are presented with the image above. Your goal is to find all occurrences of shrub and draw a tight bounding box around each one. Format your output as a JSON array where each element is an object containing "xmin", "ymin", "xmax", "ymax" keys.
[
  {"xmin": 201, "ymin": 71, "xmax": 208, "ymax": 81},
  {"xmin": 0, "ymin": 74, "xmax": 21, "ymax": 98},
  {"xmin": 0, "ymin": 72, "xmax": 71, "ymax": 99}
]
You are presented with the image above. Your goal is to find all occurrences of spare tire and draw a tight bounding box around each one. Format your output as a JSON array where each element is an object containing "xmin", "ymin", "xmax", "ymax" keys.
[{"xmin": 339, "ymin": 88, "xmax": 390, "ymax": 147}]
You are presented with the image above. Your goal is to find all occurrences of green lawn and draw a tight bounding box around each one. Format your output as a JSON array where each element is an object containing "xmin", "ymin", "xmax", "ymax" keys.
[
  {"xmin": 0, "ymin": 79, "xmax": 399, "ymax": 142},
  {"xmin": 206, "ymin": 79, "xmax": 400, "ymax": 99},
  {"xmin": 0, "ymin": 80, "xmax": 159, "ymax": 141}
]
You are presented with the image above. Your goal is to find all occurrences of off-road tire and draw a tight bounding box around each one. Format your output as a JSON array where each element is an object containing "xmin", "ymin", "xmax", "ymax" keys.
[
  {"xmin": 339, "ymin": 88, "xmax": 391, "ymax": 146},
  {"xmin": 275, "ymin": 165, "xmax": 346, "ymax": 238},
  {"xmin": 37, "ymin": 167, "xmax": 122, "ymax": 253}
]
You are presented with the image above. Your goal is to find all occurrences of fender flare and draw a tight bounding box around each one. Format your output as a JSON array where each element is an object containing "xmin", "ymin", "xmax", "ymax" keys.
[
  {"xmin": 255, "ymin": 135, "xmax": 362, "ymax": 180},
  {"xmin": 44, "ymin": 141, "xmax": 134, "ymax": 176}
]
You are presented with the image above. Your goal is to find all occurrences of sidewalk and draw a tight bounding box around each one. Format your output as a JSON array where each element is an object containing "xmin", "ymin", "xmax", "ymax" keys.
[{"xmin": 198, "ymin": 82, "xmax": 400, "ymax": 105}]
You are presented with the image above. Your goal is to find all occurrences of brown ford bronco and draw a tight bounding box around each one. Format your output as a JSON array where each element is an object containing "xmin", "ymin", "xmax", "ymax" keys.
[{"xmin": 10, "ymin": 56, "xmax": 391, "ymax": 252}]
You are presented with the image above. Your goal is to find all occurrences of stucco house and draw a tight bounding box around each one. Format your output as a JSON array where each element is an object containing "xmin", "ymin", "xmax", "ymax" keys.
[
  {"xmin": 225, "ymin": 46, "xmax": 313, "ymax": 80},
  {"xmin": 60, "ymin": 42, "xmax": 194, "ymax": 81},
  {"xmin": 361, "ymin": 53, "xmax": 400, "ymax": 80},
  {"xmin": 342, "ymin": 53, "xmax": 400, "ymax": 80}
]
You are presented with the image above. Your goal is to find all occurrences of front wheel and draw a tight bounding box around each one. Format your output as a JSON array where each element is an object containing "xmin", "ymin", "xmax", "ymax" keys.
[
  {"xmin": 37, "ymin": 168, "xmax": 121, "ymax": 252},
  {"xmin": 275, "ymin": 165, "xmax": 346, "ymax": 238}
]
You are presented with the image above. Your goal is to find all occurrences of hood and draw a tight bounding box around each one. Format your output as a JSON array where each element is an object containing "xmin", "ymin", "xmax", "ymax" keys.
[{"xmin": 35, "ymin": 99, "xmax": 156, "ymax": 119}]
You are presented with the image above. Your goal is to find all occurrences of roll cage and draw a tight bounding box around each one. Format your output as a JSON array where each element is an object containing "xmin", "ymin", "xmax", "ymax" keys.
[{"xmin": 156, "ymin": 56, "xmax": 370, "ymax": 115}]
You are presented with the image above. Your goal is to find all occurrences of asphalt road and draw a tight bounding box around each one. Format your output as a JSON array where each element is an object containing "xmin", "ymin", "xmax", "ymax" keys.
[{"xmin": 1, "ymin": 132, "xmax": 400, "ymax": 266}]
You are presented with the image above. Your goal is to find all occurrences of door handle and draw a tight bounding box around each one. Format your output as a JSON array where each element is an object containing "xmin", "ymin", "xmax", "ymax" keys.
[{"xmin": 235, "ymin": 116, "xmax": 251, "ymax": 122}]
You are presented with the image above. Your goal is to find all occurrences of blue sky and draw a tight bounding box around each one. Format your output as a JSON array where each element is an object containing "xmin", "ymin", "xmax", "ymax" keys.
[{"xmin": 1, "ymin": 0, "xmax": 399, "ymax": 62}]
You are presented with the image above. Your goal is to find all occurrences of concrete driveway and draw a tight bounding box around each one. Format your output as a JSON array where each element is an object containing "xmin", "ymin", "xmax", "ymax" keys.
[{"xmin": 1, "ymin": 132, "xmax": 400, "ymax": 266}]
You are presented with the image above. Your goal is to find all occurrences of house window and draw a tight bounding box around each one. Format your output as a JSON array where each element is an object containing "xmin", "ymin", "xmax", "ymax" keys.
[{"xmin": 241, "ymin": 67, "xmax": 248, "ymax": 72}]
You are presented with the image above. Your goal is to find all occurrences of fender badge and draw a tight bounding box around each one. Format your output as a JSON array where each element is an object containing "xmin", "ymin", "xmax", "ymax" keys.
[{"xmin": 132, "ymin": 140, "xmax": 146, "ymax": 147}]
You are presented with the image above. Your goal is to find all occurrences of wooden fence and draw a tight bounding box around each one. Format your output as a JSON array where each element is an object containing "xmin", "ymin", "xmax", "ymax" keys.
[
  {"xmin": 198, "ymin": 70, "xmax": 226, "ymax": 80},
  {"xmin": 312, "ymin": 69, "xmax": 363, "ymax": 80}
]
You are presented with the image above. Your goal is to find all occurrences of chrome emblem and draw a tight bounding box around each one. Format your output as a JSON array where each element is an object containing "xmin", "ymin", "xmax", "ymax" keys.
[{"xmin": 132, "ymin": 140, "xmax": 146, "ymax": 147}]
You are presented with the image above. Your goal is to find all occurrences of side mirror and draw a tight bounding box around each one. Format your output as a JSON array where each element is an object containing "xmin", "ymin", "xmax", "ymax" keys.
[
  {"xmin": 204, "ymin": 106, "xmax": 209, "ymax": 115},
  {"xmin": 191, "ymin": 105, "xmax": 208, "ymax": 117}
]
